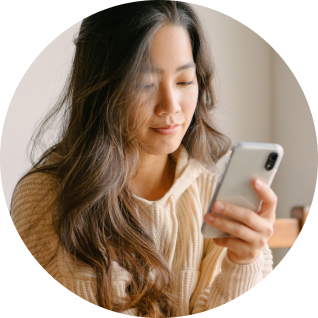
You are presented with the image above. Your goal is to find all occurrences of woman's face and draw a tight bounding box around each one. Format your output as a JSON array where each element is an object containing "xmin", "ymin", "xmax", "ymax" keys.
[{"xmin": 135, "ymin": 25, "xmax": 199, "ymax": 156}]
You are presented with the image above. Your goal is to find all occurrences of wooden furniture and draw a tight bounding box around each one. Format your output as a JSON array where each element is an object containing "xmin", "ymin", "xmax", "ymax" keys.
[{"xmin": 268, "ymin": 206, "xmax": 310, "ymax": 248}]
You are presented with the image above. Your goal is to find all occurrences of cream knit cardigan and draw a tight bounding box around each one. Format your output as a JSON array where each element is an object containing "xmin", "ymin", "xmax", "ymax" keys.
[{"xmin": 11, "ymin": 145, "xmax": 273, "ymax": 316}]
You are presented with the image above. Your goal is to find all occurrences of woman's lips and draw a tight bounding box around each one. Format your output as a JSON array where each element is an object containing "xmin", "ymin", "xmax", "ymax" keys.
[{"xmin": 151, "ymin": 124, "xmax": 181, "ymax": 135}]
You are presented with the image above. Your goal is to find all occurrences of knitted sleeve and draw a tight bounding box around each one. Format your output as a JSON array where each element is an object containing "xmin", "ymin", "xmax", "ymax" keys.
[
  {"xmin": 190, "ymin": 238, "xmax": 273, "ymax": 314},
  {"xmin": 10, "ymin": 172, "xmax": 60, "ymax": 279},
  {"xmin": 10, "ymin": 172, "xmax": 136, "ymax": 313}
]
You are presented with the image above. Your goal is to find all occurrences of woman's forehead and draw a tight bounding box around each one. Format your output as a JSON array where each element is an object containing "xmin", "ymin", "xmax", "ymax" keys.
[{"xmin": 149, "ymin": 25, "xmax": 194, "ymax": 72}]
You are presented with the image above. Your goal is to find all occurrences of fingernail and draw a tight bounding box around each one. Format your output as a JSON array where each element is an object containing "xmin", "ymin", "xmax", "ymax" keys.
[
  {"xmin": 214, "ymin": 202, "xmax": 225, "ymax": 211},
  {"xmin": 255, "ymin": 179, "xmax": 263, "ymax": 189},
  {"xmin": 206, "ymin": 214, "xmax": 215, "ymax": 222}
]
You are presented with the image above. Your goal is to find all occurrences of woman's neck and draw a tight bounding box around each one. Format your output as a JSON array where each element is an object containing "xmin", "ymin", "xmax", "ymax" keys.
[{"xmin": 130, "ymin": 153, "xmax": 176, "ymax": 201}]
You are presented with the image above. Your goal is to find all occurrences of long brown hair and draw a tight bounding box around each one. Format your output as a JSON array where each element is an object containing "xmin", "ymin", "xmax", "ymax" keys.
[{"xmin": 21, "ymin": 1, "xmax": 230, "ymax": 316}]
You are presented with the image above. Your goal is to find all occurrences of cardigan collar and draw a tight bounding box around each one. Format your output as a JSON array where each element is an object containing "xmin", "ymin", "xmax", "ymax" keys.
[{"xmin": 134, "ymin": 144, "xmax": 209, "ymax": 209}]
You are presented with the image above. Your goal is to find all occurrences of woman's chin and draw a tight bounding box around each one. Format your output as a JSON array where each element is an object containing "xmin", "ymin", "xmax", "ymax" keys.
[{"xmin": 146, "ymin": 140, "xmax": 182, "ymax": 156}]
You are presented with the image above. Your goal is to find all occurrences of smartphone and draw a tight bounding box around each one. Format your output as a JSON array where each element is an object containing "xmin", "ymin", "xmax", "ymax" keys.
[{"xmin": 201, "ymin": 142, "xmax": 284, "ymax": 238}]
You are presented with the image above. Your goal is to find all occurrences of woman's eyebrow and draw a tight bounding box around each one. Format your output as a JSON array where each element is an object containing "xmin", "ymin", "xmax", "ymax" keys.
[
  {"xmin": 175, "ymin": 62, "xmax": 196, "ymax": 73},
  {"xmin": 143, "ymin": 62, "xmax": 196, "ymax": 74}
]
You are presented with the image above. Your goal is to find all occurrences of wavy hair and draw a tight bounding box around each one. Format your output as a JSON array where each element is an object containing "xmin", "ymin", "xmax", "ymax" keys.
[{"xmin": 22, "ymin": 1, "xmax": 230, "ymax": 316}]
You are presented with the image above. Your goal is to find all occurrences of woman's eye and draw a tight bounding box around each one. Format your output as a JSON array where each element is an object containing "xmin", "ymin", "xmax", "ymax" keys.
[{"xmin": 177, "ymin": 80, "xmax": 195, "ymax": 86}]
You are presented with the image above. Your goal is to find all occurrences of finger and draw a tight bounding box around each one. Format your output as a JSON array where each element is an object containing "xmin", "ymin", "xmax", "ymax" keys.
[
  {"xmin": 211, "ymin": 201, "xmax": 266, "ymax": 233},
  {"xmin": 213, "ymin": 236, "xmax": 262, "ymax": 263},
  {"xmin": 253, "ymin": 179, "xmax": 277, "ymax": 220},
  {"xmin": 204, "ymin": 212, "xmax": 258, "ymax": 243}
]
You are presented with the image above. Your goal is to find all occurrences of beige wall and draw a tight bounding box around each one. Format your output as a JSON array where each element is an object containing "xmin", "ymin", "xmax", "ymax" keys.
[
  {"xmin": 193, "ymin": 5, "xmax": 273, "ymax": 143},
  {"xmin": 1, "ymin": 22, "xmax": 80, "ymax": 207},
  {"xmin": 271, "ymin": 52, "xmax": 317, "ymax": 264}
]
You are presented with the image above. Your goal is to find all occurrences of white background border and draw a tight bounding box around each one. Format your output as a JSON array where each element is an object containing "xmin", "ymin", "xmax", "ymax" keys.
[{"xmin": 1, "ymin": 1, "xmax": 317, "ymax": 317}]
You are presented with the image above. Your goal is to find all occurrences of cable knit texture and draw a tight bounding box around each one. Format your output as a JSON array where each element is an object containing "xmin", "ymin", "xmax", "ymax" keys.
[{"xmin": 11, "ymin": 145, "xmax": 273, "ymax": 316}]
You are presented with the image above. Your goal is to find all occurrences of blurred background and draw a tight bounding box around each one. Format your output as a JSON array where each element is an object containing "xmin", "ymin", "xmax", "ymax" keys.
[{"xmin": 1, "ymin": 3, "xmax": 317, "ymax": 268}]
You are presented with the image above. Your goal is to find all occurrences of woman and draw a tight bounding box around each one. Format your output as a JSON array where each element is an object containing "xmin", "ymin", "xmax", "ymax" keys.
[{"xmin": 11, "ymin": 1, "xmax": 275, "ymax": 317}]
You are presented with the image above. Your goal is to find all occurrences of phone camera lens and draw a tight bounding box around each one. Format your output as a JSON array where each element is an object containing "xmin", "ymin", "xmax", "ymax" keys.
[
  {"xmin": 269, "ymin": 153, "xmax": 278, "ymax": 161},
  {"xmin": 265, "ymin": 152, "xmax": 278, "ymax": 171}
]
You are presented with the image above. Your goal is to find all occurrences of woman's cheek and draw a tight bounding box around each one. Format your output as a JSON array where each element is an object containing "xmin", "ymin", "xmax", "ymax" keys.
[{"xmin": 182, "ymin": 88, "xmax": 198, "ymax": 117}]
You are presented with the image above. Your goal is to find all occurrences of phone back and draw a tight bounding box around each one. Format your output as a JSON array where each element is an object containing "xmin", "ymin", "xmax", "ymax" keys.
[{"xmin": 201, "ymin": 142, "xmax": 284, "ymax": 238}]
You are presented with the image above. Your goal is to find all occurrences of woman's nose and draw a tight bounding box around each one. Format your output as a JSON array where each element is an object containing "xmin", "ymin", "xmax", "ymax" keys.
[{"xmin": 155, "ymin": 84, "xmax": 181, "ymax": 116}]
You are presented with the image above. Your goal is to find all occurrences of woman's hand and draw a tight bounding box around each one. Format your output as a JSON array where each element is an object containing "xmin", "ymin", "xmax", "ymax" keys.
[{"xmin": 203, "ymin": 179, "xmax": 277, "ymax": 265}]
